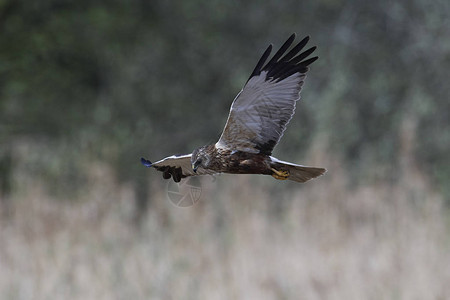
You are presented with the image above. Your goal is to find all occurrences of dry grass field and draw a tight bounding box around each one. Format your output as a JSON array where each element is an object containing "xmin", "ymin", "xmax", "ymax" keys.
[{"xmin": 1, "ymin": 151, "xmax": 449, "ymax": 300}]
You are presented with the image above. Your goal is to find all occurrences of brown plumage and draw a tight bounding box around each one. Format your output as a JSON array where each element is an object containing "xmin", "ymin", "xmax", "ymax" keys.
[
  {"xmin": 192, "ymin": 145, "xmax": 271, "ymax": 175},
  {"xmin": 141, "ymin": 33, "xmax": 326, "ymax": 183}
]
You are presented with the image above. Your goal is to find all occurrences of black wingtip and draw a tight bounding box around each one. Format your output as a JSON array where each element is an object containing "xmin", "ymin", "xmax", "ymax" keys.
[
  {"xmin": 248, "ymin": 44, "xmax": 273, "ymax": 80},
  {"xmin": 302, "ymin": 56, "xmax": 319, "ymax": 66},
  {"xmin": 140, "ymin": 157, "xmax": 152, "ymax": 167}
]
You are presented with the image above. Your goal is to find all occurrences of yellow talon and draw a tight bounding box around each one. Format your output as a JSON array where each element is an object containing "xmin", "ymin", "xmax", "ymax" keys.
[{"xmin": 271, "ymin": 168, "xmax": 290, "ymax": 180}]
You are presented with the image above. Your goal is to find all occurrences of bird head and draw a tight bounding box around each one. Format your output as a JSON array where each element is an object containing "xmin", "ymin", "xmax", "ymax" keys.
[{"xmin": 191, "ymin": 146, "xmax": 211, "ymax": 173}]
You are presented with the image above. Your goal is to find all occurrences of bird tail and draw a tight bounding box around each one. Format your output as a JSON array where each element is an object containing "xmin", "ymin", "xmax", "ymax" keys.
[{"xmin": 270, "ymin": 157, "xmax": 327, "ymax": 183}]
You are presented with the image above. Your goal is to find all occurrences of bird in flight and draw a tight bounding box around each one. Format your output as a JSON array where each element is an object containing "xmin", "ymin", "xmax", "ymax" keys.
[{"xmin": 141, "ymin": 33, "xmax": 326, "ymax": 183}]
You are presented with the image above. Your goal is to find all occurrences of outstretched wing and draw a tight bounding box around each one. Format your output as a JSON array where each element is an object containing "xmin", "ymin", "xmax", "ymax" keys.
[
  {"xmin": 216, "ymin": 33, "xmax": 317, "ymax": 155},
  {"xmin": 141, "ymin": 154, "xmax": 216, "ymax": 182}
]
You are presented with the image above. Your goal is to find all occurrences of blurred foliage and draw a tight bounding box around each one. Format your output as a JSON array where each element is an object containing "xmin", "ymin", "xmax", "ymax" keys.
[{"xmin": 1, "ymin": 0, "xmax": 449, "ymax": 202}]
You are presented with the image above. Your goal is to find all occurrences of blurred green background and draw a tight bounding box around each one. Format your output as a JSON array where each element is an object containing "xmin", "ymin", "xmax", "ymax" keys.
[{"xmin": 1, "ymin": 0, "xmax": 450, "ymax": 299}]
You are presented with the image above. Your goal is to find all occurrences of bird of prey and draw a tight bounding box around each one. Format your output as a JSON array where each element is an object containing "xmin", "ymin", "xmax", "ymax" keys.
[{"xmin": 141, "ymin": 33, "xmax": 326, "ymax": 183}]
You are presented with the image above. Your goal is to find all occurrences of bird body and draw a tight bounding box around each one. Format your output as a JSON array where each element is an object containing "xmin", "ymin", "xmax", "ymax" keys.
[
  {"xmin": 141, "ymin": 33, "xmax": 326, "ymax": 183},
  {"xmin": 198, "ymin": 146, "xmax": 272, "ymax": 175}
]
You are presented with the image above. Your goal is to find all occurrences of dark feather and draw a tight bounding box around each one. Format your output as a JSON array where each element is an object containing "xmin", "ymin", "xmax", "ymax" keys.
[
  {"xmin": 141, "ymin": 157, "xmax": 152, "ymax": 167},
  {"xmin": 246, "ymin": 34, "xmax": 318, "ymax": 83},
  {"xmin": 263, "ymin": 33, "xmax": 296, "ymax": 70},
  {"xmin": 289, "ymin": 46, "xmax": 317, "ymax": 64},
  {"xmin": 255, "ymin": 139, "xmax": 277, "ymax": 156},
  {"xmin": 280, "ymin": 36, "xmax": 310, "ymax": 62},
  {"xmin": 248, "ymin": 44, "xmax": 272, "ymax": 80}
]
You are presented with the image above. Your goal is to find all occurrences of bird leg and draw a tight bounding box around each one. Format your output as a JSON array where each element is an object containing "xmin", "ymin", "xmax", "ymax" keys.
[{"xmin": 271, "ymin": 168, "xmax": 290, "ymax": 180}]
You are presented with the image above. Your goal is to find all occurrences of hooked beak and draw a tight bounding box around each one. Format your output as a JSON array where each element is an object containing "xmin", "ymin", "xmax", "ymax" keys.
[{"xmin": 192, "ymin": 163, "xmax": 198, "ymax": 173}]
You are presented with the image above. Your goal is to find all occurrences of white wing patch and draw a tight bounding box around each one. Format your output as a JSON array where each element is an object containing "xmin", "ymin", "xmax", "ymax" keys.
[
  {"xmin": 150, "ymin": 154, "xmax": 216, "ymax": 178},
  {"xmin": 269, "ymin": 156, "xmax": 307, "ymax": 167}
]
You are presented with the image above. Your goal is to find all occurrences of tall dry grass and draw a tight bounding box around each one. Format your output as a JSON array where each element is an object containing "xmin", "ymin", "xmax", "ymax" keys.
[{"xmin": 1, "ymin": 151, "xmax": 450, "ymax": 299}]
